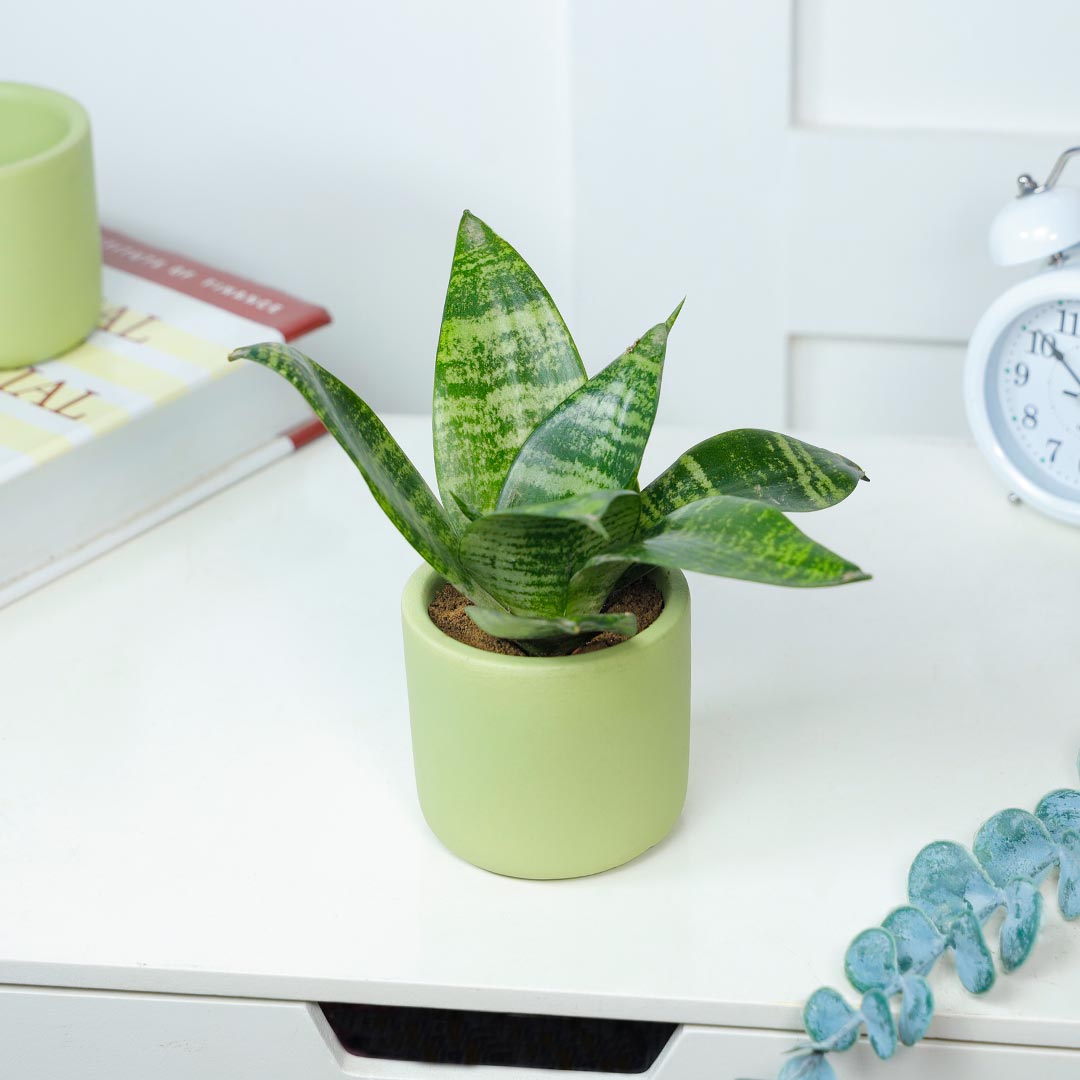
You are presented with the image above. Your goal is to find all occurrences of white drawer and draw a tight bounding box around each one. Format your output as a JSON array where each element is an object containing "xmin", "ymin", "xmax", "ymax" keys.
[{"xmin": 1, "ymin": 985, "xmax": 1077, "ymax": 1080}]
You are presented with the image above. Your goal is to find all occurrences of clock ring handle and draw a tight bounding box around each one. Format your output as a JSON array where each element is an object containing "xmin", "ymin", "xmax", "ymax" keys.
[{"xmin": 1018, "ymin": 146, "xmax": 1080, "ymax": 196}]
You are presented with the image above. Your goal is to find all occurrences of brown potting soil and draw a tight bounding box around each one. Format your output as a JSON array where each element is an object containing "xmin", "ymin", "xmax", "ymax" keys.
[{"xmin": 427, "ymin": 576, "xmax": 665, "ymax": 656}]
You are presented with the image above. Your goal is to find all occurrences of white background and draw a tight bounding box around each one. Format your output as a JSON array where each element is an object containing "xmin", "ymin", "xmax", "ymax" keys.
[{"xmin": 7, "ymin": 0, "xmax": 1080, "ymax": 436}]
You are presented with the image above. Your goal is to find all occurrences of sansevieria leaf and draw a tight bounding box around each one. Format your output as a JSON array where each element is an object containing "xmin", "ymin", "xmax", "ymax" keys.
[
  {"xmin": 565, "ymin": 556, "xmax": 639, "ymax": 619},
  {"xmin": 459, "ymin": 491, "xmax": 640, "ymax": 617},
  {"xmin": 466, "ymin": 607, "xmax": 638, "ymax": 646},
  {"xmin": 497, "ymin": 302, "xmax": 682, "ymax": 509},
  {"xmin": 589, "ymin": 495, "xmax": 869, "ymax": 588},
  {"xmin": 231, "ymin": 343, "xmax": 475, "ymax": 596},
  {"xmin": 641, "ymin": 429, "xmax": 866, "ymax": 529},
  {"xmin": 433, "ymin": 211, "xmax": 587, "ymax": 532}
]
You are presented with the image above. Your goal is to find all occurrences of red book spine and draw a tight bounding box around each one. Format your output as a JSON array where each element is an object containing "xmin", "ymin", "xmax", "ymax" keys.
[{"xmin": 100, "ymin": 228, "xmax": 331, "ymax": 342}]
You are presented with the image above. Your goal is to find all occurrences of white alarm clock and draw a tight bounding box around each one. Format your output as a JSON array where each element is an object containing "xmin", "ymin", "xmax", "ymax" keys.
[{"xmin": 965, "ymin": 146, "xmax": 1080, "ymax": 525}]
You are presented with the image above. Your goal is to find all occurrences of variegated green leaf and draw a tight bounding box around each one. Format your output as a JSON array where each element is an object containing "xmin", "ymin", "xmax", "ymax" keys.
[
  {"xmin": 459, "ymin": 491, "xmax": 640, "ymax": 617},
  {"xmin": 466, "ymin": 606, "xmax": 638, "ymax": 644},
  {"xmin": 433, "ymin": 211, "xmax": 587, "ymax": 532},
  {"xmin": 497, "ymin": 303, "xmax": 682, "ymax": 509},
  {"xmin": 640, "ymin": 430, "xmax": 866, "ymax": 529},
  {"xmin": 565, "ymin": 556, "xmax": 639, "ymax": 618},
  {"xmin": 590, "ymin": 495, "xmax": 869, "ymax": 588},
  {"xmin": 231, "ymin": 343, "xmax": 474, "ymax": 595}
]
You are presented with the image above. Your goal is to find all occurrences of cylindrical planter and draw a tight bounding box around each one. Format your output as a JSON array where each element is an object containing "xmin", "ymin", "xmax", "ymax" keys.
[
  {"xmin": 0, "ymin": 82, "xmax": 101, "ymax": 369},
  {"xmin": 401, "ymin": 566, "xmax": 691, "ymax": 879}
]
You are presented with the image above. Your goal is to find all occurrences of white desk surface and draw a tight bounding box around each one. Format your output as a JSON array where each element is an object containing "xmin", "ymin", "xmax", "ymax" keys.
[{"xmin": 2, "ymin": 417, "xmax": 1078, "ymax": 1051}]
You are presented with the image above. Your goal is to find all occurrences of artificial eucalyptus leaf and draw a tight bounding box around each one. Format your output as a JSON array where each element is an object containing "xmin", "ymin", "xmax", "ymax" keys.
[
  {"xmin": 999, "ymin": 878, "xmax": 1042, "ymax": 972},
  {"xmin": 860, "ymin": 989, "xmax": 897, "ymax": 1060},
  {"xmin": 459, "ymin": 491, "xmax": 640, "ymax": 617},
  {"xmin": 230, "ymin": 344, "xmax": 471, "ymax": 594},
  {"xmin": 909, "ymin": 841, "xmax": 1001, "ymax": 928},
  {"xmin": 640, "ymin": 429, "xmax": 866, "ymax": 529},
  {"xmin": 974, "ymin": 809, "xmax": 1057, "ymax": 888},
  {"xmin": 1034, "ymin": 790, "xmax": 1080, "ymax": 917},
  {"xmin": 1035, "ymin": 789, "xmax": 1080, "ymax": 843},
  {"xmin": 1057, "ymin": 831, "xmax": 1080, "ymax": 920},
  {"xmin": 898, "ymin": 974, "xmax": 934, "ymax": 1046},
  {"xmin": 465, "ymin": 606, "xmax": 638, "ymax": 644},
  {"xmin": 803, "ymin": 988, "xmax": 858, "ymax": 1052},
  {"xmin": 778, "ymin": 1053, "xmax": 837, "ymax": 1080},
  {"xmin": 497, "ymin": 303, "xmax": 681, "ymax": 509},
  {"xmin": 884, "ymin": 904, "xmax": 994, "ymax": 994},
  {"xmin": 433, "ymin": 211, "xmax": 587, "ymax": 532},
  {"xmin": 883, "ymin": 906, "xmax": 945, "ymax": 977},
  {"xmin": 844, "ymin": 928, "xmax": 899, "ymax": 993},
  {"xmin": 600, "ymin": 496, "xmax": 869, "ymax": 588},
  {"xmin": 947, "ymin": 911, "xmax": 997, "ymax": 994}
]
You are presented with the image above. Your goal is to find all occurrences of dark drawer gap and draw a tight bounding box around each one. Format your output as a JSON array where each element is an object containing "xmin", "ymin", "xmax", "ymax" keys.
[{"xmin": 319, "ymin": 1002, "xmax": 677, "ymax": 1073}]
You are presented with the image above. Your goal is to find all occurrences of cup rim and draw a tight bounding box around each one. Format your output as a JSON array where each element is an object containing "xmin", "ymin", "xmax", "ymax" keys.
[{"xmin": 0, "ymin": 81, "xmax": 90, "ymax": 178}]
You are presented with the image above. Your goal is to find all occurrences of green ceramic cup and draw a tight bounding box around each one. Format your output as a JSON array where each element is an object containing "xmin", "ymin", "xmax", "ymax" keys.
[
  {"xmin": 0, "ymin": 82, "xmax": 101, "ymax": 369},
  {"xmin": 401, "ymin": 566, "xmax": 691, "ymax": 879}
]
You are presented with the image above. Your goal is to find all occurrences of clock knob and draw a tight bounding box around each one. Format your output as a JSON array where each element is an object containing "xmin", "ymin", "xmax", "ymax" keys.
[{"xmin": 989, "ymin": 146, "xmax": 1080, "ymax": 266}]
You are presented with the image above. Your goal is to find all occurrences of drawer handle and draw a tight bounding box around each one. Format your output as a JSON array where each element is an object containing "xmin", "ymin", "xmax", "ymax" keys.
[{"xmin": 319, "ymin": 1002, "xmax": 676, "ymax": 1074}]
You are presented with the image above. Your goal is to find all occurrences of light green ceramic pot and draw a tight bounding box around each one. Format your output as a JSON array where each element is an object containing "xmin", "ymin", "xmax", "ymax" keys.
[
  {"xmin": 0, "ymin": 83, "xmax": 101, "ymax": 369},
  {"xmin": 401, "ymin": 566, "xmax": 691, "ymax": 879}
]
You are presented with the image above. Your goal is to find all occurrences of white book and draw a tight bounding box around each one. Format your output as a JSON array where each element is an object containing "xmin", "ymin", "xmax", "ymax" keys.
[{"xmin": 0, "ymin": 229, "xmax": 330, "ymax": 608}]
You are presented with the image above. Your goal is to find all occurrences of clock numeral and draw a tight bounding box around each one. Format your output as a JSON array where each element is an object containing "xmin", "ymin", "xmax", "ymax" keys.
[
  {"xmin": 1059, "ymin": 309, "xmax": 1080, "ymax": 336},
  {"xmin": 1047, "ymin": 438, "xmax": 1062, "ymax": 462},
  {"xmin": 1014, "ymin": 361, "xmax": 1030, "ymax": 386},
  {"xmin": 1023, "ymin": 404, "xmax": 1039, "ymax": 429},
  {"xmin": 1029, "ymin": 330, "xmax": 1059, "ymax": 356}
]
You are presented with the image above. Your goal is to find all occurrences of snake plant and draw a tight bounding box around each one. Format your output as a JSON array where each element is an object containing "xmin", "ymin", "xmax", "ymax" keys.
[{"xmin": 231, "ymin": 211, "xmax": 869, "ymax": 654}]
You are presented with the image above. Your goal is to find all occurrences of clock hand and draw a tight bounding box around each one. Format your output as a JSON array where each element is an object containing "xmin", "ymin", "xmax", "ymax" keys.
[{"xmin": 1047, "ymin": 340, "xmax": 1080, "ymax": 392}]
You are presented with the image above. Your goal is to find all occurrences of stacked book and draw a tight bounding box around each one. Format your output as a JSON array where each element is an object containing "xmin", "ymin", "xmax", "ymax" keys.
[{"xmin": 0, "ymin": 230, "xmax": 331, "ymax": 607}]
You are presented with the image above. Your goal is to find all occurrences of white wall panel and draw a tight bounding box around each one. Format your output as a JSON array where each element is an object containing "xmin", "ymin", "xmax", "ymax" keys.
[
  {"xmin": 795, "ymin": 0, "xmax": 1080, "ymax": 134},
  {"xmin": 570, "ymin": 0, "xmax": 792, "ymax": 430},
  {"xmin": 785, "ymin": 129, "xmax": 1052, "ymax": 343},
  {"xmin": 789, "ymin": 337, "xmax": 967, "ymax": 435}
]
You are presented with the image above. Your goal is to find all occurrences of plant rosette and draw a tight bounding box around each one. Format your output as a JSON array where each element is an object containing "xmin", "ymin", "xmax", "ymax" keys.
[{"xmin": 231, "ymin": 211, "xmax": 870, "ymax": 879}]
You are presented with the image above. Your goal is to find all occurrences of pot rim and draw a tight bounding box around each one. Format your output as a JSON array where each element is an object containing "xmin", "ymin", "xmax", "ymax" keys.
[{"xmin": 401, "ymin": 564, "xmax": 690, "ymax": 669}]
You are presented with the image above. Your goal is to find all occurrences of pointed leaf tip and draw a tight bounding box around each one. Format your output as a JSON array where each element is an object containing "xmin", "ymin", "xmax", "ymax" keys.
[
  {"xmin": 496, "ymin": 317, "xmax": 671, "ymax": 507},
  {"xmin": 457, "ymin": 209, "xmax": 490, "ymax": 248},
  {"xmin": 229, "ymin": 344, "xmax": 264, "ymax": 363},
  {"xmin": 611, "ymin": 496, "xmax": 868, "ymax": 589},
  {"xmin": 640, "ymin": 430, "xmax": 868, "ymax": 525},
  {"xmin": 666, "ymin": 298, "xmax": 686, "ymax": 330}
]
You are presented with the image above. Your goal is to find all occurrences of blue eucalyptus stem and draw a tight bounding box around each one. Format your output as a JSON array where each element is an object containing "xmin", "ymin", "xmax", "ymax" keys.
[{"xmin": 762, "ymin": 751, "xmax": 1080, "ymax": 1080}]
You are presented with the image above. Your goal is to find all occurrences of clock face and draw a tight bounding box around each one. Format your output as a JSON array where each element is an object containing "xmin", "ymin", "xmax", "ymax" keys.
[{"xmin": 988, "ymin": 299, "xmax": 1080, "ymax": 499}]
